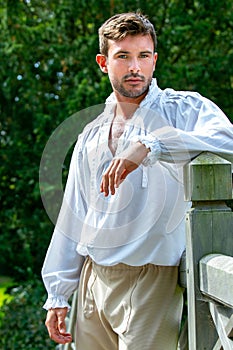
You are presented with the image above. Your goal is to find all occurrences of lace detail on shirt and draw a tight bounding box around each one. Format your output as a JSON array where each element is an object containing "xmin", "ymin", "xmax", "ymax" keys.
[
  {"xmin": 43, "ymin": 295, "xmax": 71, "ymax": 310},
  {"xmin": 130, "ymin": 135, "xmax": 161, "ymax": 166}
]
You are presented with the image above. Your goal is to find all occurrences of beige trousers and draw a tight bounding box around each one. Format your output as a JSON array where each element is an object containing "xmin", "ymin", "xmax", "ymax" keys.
[{"xmin": 75, "ymin": 257, "xmax": 183, "ymax": 350}]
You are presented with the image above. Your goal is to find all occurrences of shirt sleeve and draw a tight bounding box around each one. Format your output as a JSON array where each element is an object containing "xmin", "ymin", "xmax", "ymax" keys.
[
  {"xmin": 42, "ymin": 230, "xmax": 85, "ymax": 310},
  {"xmin": 41, "ymin": 138, "xmax": 87, "ymax": 310},
  {"xmin": 135, "ymin": 93, "xmax": 233, "ymax": 165}
]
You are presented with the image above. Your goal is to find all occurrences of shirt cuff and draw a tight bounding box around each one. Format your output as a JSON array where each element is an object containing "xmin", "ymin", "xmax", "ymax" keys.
[
  {"xmin": 43, "ymin": 295, "xmax": 71, "ymax": 311},
  {"xmin": 130, "ymin": 135, "xmax": 161, "ymax": 166}
]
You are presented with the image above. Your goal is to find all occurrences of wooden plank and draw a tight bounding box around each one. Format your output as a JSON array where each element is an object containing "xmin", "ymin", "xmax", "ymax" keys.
[
  {"xmin": 213, "ymin": 312, "xmax": 233, "ymax": 350},
  {"xmin": 186, "ymin": 208, "xmax": 233, "ymax": 349},
  {"xmin": 183, "ymin": 152, "xmax": 232, "ymax": 201},
  {"xmin": 184, "ymin": 152, "xmax": 233, "ymax": 349},
  {"xmin": 212, "ymin": 211, "xmax": 233, "ymax": 256},
  {"xmin": 200, "ymin": 254, "xmax": 233, "ymax": 308},
  {"xmin": 209, "ymin": 302, "xmax": 233, "ymax": 350},
  {"xmin": 186, "ymin": 209, "xmax": 218, "ymax": 349}
]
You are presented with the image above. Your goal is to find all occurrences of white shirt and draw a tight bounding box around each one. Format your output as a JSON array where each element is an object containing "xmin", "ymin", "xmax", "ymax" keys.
[{"xmin": 42, "ymin": 79, "xmax": 233, "ymax": 309}]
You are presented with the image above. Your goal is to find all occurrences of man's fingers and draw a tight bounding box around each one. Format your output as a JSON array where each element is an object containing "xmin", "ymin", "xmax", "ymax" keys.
[
  {"xmin": 113, "ymin": 160, "xmax": 127, "ymax": 189},
  {"xmin": 57, "ymin": 310, "xmax": 67, "ymax": 334},
  {"xmin": 108, "ymin": 159, "xmax": 123, "ymax": 194},
  {"xmin": 47, "ymin": 324, "xmax": 71, "ymax": 344},
  {"xmin": 118, "ymin": 168, "xmax": 129, "ymax": 183},
  {"xmin": 45, "ymin": 308, "xmax": 72, "ymax": 344},
  {"xmin": 100, "ymin": 159, "xmax": 134, "ymax": 196},
  {"xmin": 100, "ymin": 142, "xmax": 149, "ymax": 196},
  {"xmin": 100, "ymin": 159, "xmax": 125, "ymax": 196},
  {"xmin": 100, "ymin": 168, "xmax": 110, "ymax": 196},
  {"xmin": 100, "ymin": 159, "xmax": 118, "ymax": 196}
]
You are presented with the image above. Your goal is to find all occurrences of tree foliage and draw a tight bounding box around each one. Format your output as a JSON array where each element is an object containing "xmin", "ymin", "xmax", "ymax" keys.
[
  {"xmin": 0, "ymin": 280, "xmax": 55, "ymax": 349},
  {"xmin": 0, "ymin": 0, "xmax": 233, "ymax": 280}
]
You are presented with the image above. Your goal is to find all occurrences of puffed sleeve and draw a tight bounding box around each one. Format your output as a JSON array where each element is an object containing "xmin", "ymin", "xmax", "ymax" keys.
[
  {"xmin": 42, "ymin": 231, "xmax": 85, "ymax": 310},
  {"xmin": 42, "ymin": 138, "xmax": 87, "ymax": 310},
  {"xmin": 133, "ymin": 92, "xmax": 233, "ymax": 165}
]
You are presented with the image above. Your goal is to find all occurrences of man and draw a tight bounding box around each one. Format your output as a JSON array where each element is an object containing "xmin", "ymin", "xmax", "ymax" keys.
[{"xmin": 42, "ymin": 12, "xmax": 233, "ymax": 350}]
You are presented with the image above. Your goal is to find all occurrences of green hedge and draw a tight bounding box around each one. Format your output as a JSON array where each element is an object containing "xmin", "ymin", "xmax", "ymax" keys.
[{"xmin": 0, "ymin": 279, "xmax": 55, "ymax": 350}]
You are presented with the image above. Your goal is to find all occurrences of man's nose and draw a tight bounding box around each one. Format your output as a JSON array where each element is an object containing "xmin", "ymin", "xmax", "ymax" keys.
[{"xmin": 129, "ymin": 58, "xmax": 140, "ymax": 73}]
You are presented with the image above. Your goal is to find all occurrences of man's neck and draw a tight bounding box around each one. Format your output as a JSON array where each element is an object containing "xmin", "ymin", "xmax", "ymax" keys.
[
  {"xmin": 115, "ymin": 102, "xmax": 138, "ymax": 120},
  {"xmin": 114, "ymin": 90, "xmax": 150, "ymax": 119}
]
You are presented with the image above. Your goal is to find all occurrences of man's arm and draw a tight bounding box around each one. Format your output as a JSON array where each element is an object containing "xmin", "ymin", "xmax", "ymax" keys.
[
  {"xmin": 100, "ymin": 120, "xmax": 233, "ymax": 196},
  {"xmin": 42, "ymin": 231, "xmax": 85, "ymax": 344}
]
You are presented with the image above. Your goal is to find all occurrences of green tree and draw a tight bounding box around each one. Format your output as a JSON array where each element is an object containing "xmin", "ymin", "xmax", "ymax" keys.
[{"xmin": 0, "ymin": 0, "xmax": 232, "ymax": 281}]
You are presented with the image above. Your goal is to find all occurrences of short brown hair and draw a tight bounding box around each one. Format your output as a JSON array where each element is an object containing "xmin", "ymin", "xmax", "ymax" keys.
[{"xmin": 98, "ymin": 12, "xmax": 157, "ymax": 56}]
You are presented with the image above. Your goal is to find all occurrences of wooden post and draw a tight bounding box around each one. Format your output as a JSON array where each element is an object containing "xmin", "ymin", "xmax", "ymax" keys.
[{"xmin": 183, "ymin": 152, "xmax": 233, "ymax": 349}]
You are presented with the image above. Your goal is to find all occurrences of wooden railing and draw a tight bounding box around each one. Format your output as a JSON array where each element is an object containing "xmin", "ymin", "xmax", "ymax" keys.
[
  {"xmin": 57, "ymin": 152, "xmax": 233, "ymax": 350},
  {"xmin": 179, "ymin": 152, "xmax": 233, "ymax": 350}
]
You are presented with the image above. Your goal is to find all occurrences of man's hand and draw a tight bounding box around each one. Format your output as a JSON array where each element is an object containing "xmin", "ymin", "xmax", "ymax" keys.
[
  {"xmin": 100, "ymin": 142, "xmax": 149, "ymax": 196},
  {"xmin": 45, "ymin": 307, "xmax": 72, "ymax": 344}
]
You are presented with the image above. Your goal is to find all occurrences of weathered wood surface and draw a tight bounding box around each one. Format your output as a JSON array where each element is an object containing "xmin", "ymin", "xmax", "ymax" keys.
[
  {"xmin": 184, "ymin": 152, "xmax": 233, "ymax": 350},
  {"xmin": 209, "ymin": 302, "xmax": 233, "ymax": 350},
  {"xmin": 184, "ymin": 152, "xmax": 232, "ymax": 202},
  {"xmin": 200, "ymin": 254, "xmax": 233, "ymax": 308}
]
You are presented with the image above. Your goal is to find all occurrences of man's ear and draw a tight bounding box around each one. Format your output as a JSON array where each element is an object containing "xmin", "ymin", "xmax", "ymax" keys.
[
  {"xmin": 96, "ymin": 54, "xmax": 108, "ymax": 73},
  {"xmin": 153, "ymin": 52, "xmax": 158, "ymax": 72}
]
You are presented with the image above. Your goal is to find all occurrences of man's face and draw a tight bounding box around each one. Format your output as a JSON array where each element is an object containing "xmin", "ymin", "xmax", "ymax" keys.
[{"xmin": 96, "ymin": 34, "xmax": 158, "ymax": 102}]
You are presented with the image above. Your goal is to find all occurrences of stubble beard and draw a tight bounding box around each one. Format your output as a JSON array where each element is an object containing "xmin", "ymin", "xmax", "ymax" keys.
[{"xmin": 112, "ymin": 75, "xmax": 152, "ymax": 99}]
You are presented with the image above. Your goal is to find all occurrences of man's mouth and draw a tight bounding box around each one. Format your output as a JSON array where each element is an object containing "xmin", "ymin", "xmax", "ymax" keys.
[{"xmin": 124, "ymin": 77, "xmax": 144, "ymax": 84}]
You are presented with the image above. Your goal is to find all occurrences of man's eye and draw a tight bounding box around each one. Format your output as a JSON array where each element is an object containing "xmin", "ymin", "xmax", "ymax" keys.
[
  {"xmin": 118, "ymin": 55, "xmax": 127, "ymax": 59},
  {"xmin": 140, "ymin": 54, "xmax": 149, "ymax": 58}
]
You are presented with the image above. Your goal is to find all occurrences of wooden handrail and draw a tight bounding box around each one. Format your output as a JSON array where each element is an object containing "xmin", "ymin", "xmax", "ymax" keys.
[
  {"xmin": 183, "ymin": 152, "xmax": 233, "ymax": 350},
  {"xmin": 200, "ymin": 254, "xmax": 233, "ymax": 308}
]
